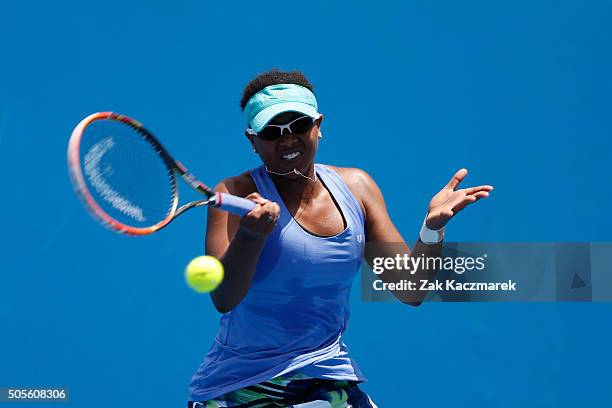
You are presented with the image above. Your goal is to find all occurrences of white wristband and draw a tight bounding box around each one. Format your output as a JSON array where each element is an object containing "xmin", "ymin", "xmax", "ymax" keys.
[{"xmin": 419, "ymin": 216, "xmax": 445, "ymax": 244}]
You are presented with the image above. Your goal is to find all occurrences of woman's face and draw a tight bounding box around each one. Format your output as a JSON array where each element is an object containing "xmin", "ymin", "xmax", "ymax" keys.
[{"xmin": 247, "ymin": 112, "xmax": 323, "ymax": 178}]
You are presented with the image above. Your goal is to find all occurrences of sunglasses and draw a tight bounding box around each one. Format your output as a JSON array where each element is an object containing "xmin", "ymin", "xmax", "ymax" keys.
[{"xmin": 247, "ymin": 115, "xmax": 319, "ymax": 141}]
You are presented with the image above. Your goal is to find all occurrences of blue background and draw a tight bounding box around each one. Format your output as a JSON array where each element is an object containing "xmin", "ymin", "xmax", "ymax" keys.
[{"xmin": 1, "ymin": 1, "xmax": 611, "ymax": 406}]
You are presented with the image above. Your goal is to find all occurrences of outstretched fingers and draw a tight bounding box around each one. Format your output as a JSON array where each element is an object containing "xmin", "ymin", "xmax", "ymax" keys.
[
  {"xmin": 445, "ymin": 168, "xmax": 468, "ymax": 190},
  {"xmin": 463, "ymin": 185, "xmax": 494, "ymax": 195},
  {"xmin": 450, "ymin": 190, "xmax": 491, "ymax": 212},
  {"xmin": 471, "ymin": 190, "xmax": 490, "ymax": 199}
]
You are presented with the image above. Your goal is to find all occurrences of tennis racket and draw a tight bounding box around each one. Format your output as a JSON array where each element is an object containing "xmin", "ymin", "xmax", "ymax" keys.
[{"xmin": 67, "ymin": 112, "xmax": 256, "ymax": 236}]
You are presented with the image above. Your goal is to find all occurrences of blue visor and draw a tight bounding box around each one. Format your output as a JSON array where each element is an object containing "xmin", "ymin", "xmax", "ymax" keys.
[{"xmin": 244, "ymin": 84, "xmax": 318, "ymax": 133}]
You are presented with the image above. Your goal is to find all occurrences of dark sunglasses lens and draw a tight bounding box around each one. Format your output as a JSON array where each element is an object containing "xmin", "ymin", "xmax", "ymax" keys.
[
  {"xmin": 257, "ymin": 127, "xmax": 281, "ymax": 140},
  {"xmin": 290, "ymin": 117, "xmax": 314, "ymax": 133}
]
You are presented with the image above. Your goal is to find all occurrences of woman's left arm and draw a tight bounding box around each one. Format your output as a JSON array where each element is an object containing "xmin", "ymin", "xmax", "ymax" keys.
[{"xmin": 344, "ymin": 168, "xmax": 493, "ymax": 306}]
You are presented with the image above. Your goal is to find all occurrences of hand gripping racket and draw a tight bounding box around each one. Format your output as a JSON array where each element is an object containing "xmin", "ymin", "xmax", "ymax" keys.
[{"xmin": 67, "ymin": 112, "xmax": 256, "ymax": 235}]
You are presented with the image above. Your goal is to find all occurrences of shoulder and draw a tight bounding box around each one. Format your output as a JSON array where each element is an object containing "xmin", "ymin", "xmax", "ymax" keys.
[
  {"xmin": 323, "ymin": 165, "xmax": 382, "ymax": 215},
  {"xmin": 215, "ymin": 170, "xmax": 258, "ymax": 197},
  {"xmin": 324, "ymin": 165, "xmax": 379, "ymax": 196}
]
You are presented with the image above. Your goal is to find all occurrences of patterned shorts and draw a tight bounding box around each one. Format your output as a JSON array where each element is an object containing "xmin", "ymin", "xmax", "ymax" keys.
[{"xmin": 188, "ymin": 373, "xmax": 378, "ymax": 408}]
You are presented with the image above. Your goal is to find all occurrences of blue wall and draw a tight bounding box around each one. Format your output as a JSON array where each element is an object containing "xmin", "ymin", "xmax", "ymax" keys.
[{"xmin": 1, "ymin": 1, "xmax": 611, "ymax": 406}]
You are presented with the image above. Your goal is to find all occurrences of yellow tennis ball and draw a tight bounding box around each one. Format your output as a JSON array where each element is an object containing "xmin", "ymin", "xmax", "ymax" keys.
[{"xmin": 185, "ymin": 256, "xmax": 224, "ymax": 293}]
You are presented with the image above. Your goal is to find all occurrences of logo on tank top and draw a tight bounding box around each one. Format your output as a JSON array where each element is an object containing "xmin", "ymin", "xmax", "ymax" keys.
[{"xmin": 357, "ymin": 234, "xmax": 363, "ymax": 243}]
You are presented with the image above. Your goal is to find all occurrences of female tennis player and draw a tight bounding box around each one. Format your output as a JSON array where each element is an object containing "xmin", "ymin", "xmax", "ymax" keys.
[{"xmin": 188, "ymin": 70, "xmax": 493, "ymax": 407}]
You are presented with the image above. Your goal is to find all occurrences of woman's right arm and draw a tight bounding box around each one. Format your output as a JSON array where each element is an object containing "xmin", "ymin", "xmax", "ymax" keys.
[{"xmin": 205, "ymin": 177, "xmax": 280, "ymax": 313}]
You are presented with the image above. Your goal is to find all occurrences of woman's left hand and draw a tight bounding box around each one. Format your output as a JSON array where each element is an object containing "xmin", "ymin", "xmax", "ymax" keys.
[{"xmin": 425, "ymin": 168, "xmax": 494, "ymax": 231}]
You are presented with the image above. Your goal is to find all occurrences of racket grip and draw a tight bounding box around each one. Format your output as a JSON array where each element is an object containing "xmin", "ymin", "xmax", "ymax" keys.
[{"xmin": 212, "ymin": 193, "xmax": 257, "ymax": 216}]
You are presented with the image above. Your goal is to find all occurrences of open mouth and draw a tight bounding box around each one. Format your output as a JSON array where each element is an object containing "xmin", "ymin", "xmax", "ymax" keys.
[{"xmin": 281, "ymin": 151, "xmax": 302, "ymax": 161}]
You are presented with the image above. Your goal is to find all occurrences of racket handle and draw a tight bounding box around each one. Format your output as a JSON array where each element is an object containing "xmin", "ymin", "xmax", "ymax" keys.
[{"xmin": 212, "ymin": 193, "xmax": 257, "ymax": 216}]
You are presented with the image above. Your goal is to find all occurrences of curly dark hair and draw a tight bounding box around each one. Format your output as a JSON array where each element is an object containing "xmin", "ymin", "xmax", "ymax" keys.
[{"xmin": 240, "ymin": 69, "xmax": 314, "ymax": 111}]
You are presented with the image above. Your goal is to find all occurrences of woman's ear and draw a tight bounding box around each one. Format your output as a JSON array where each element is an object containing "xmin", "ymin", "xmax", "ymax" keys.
[
  {"xmin": 245, "ymin": 131, "xmax": 257, "ymax": 153},
  {"xmin": 315, "ymin": 114, "xmax": 324, "ymax": 139},
  {"xmin": 316, "ymin": 113, "xmax": 324, "ymax": 127}
]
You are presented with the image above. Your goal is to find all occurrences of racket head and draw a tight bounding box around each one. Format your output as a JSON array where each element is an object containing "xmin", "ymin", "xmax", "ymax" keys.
[{"xmin": 67, "ymin": 112, "xmax": 180, "ymax": 235}]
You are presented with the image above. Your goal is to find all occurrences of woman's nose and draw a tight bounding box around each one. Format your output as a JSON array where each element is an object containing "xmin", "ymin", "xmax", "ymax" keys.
[{"xmin": 279, "ymin": 131, "xmax": 298, "ymax": 146}]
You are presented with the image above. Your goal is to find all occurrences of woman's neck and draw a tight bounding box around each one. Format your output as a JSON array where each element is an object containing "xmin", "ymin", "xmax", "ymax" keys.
[{"xmin": 268, "ymin": 164, "xmax": 321, "ymax": 201}]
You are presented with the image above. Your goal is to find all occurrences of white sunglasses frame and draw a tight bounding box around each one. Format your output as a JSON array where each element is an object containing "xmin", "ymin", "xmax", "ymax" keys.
[{"xmin": 246, "ymin": 113, "xmax": 321, "ymax": 138}]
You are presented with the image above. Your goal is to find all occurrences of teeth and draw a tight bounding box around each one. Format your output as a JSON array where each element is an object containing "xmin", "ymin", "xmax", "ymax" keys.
[{"xmin": 282, "ymin": 151, "xmax": 301, "ymax": 160}]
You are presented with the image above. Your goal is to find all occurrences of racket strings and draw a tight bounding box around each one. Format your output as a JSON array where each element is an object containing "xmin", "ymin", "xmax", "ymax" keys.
[{"xmin": 79, "ymin": 119, "xmax": 176, "ymax": 228}]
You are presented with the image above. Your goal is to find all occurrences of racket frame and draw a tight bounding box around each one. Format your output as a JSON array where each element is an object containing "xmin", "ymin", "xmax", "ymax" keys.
[{"xmin": 68, "ymin": 112, "xmax": 218, "ymax": 235}]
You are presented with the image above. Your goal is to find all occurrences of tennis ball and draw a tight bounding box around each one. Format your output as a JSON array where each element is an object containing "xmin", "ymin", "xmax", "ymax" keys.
[{"xmin": 185, "ymin": 256, "xmax": 224, "ymax": 293}]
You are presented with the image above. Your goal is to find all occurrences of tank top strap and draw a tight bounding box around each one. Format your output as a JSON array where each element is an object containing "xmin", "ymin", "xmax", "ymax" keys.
[
  {"xmin": 314, "ymin": 164, "xmax": 365, "ymax": 230},
  {"xmin": 248, "ymin": 165, "xmax": 292, "ymax": 226},
  {"xmin": 249, "ymin": 165, "xmax": 276, "ymax": 199}
]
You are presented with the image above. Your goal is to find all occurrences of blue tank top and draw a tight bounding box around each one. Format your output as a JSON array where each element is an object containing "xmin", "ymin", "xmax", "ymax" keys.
[{"xmin": 189, "ymin": 164, "xmax": 367, "ymax": 401}]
